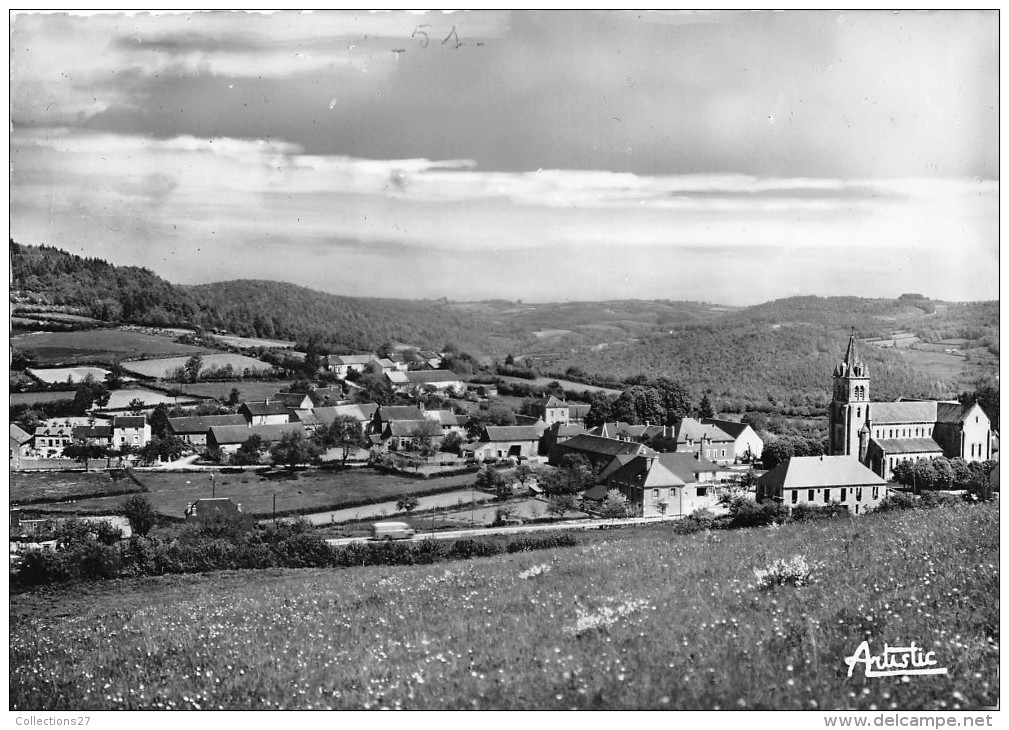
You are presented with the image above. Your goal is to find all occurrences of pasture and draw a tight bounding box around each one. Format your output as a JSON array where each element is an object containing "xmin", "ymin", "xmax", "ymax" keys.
[
  {"xmin": 9, "ymin": 501, "xmax": 998, "ymax": 710},
  {"xmin": 101, "ymin": 387, "xmax": 202, "ymax": 410},
  {"xmin": 210, "ymin": 333, "xmax": 297, "ymax": 349},
  {"xmin": 122, "ymin": 353, "xmax": 275, "ymax": 379},
  {"xmin": 23, "ymin": 468, "xmax": 478, "ymax": 519},
  {"xmin": 11, "ymin": 470, "xmax": 142, "ymax": 505},
  {"xmin": 172, "ymin": 380, "xmax": 289, "ymax": 402},
  {"xmin": 9, "ymin": 391, "xmax": 77, "ymax": 407},
  {"xmin": 11, "ymin": 329, "xmax": 207, "ymax": 366},
  {"xmin": 27, "ymin": 366, "xmax": 111, "ymax": 384}
]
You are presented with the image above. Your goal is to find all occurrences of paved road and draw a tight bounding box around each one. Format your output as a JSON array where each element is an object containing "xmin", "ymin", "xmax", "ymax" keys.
[
  {"xmin": 290, "ymin": 488, "xmax": 497, "ymax": 526},
  {"xmin": 325, "ymin": 514, "xmax": 683, "ymax": 546}
]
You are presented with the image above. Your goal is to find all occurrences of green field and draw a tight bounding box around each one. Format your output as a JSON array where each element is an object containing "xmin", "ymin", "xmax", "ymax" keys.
[
  {"xmin": 11, "ymin": 328, "xmax": 209, "ymax": 366},
  {"xmin": 19, "ymin": 468, "xmax": 478, "ymax": 519},
  {"xmin": 170, "ymin": 380, "xmax": 290, "ymax": 402},
  {"xmin": 122, "ymin": 353, "xmax": 275, "ymax": 379},
  {"xmin": 9, "ymin": 501, "xmax": 997, "ymax": 710},
  {"xmin": 11, "ymin": 470, "xmax": 142, "ymax": 505}
]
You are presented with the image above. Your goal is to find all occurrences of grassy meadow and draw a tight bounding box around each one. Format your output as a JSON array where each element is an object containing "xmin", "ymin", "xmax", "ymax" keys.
[
  {"xmin": 11, "ymin": 328, "xmax": 208, "ymax": 366},
  {"xmin": 17, "ymin": 468, "xmax": 477, "ymax": 519},
  {"xmin": 10, "ymin": 501, "xmax": 998, "ymax": 710}
]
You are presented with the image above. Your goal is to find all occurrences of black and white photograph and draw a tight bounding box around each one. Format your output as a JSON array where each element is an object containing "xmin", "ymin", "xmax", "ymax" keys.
[{"xmin": 8, "ymin": 9, "xmax": 999, "ymax": 717}]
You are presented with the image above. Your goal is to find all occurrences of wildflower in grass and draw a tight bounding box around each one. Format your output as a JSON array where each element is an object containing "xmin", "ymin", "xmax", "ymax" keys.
[
  {"xmin": 753, "ymin": 555, "xmax": 821, "ymax": 590},
  {"xmin": 566, "ymin": 598, "xmax": 650, "ymax": 637},
  {"xmin": 518, "ymin": 564, "xmax": 550, "ymax": 580}
]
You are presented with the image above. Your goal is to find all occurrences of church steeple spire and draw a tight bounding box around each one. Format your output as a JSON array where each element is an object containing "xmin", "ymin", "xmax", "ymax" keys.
[{"xmin": 834, "ymin": 328, "xmax": 868, "ymax": 379}]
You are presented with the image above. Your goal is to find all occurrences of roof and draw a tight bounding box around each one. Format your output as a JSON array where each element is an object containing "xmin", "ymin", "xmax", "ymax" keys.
[
  {"xmin": 700, "ymin": 418, "xmax": 755, "ymax": 440},
  {"xmin": 208, "ymin": 423, "xmax": 305, "ymax": 445},
  {"xmin": 606, "ymin": 456, "xmax": 687, "ymax": 489},
  {"xmin": 186, "ymin": 498, "xmax": 243, "ymax": 519},
  {"xmin": 568, "ymin": 403, "xmax": 591, "ymax": 418},
  {"xmin": 554, "ymin": 433, "xmax": 656, "ymax": 458},
  {"xmin": 375, "ymin": 358, "xmax": 397, "ymax": 368},
  {"xmin": 168, "ymin": 414, "xmax": 248, "ymax": 434},
  {"xmin": 583, "ymin": 483, "xmax": 611, "ymax": 501},
  {"xmin": 533, "ymin": 395, "xmax": 566, "ymax": 408},
  {"xmin": 425, "ymin": 410, "xmax": 465, "ymax": 427},
  {"xmin": 935, "ymin": 401, "xmax": 978, "ymax": 424},
  {"xmin": 553, "ymin": 423, "xmax": 585, "ymax": 438},
  {"xmin": 757, "ymin": 455, "xmax": 887, "ymax": 490},
  {"xmin": 291, "ymin": 409, "xmax": 321, "ymax": 427},
  {"xmin": 597, "ymin": 453, "xmax": 639, "ymax": 480},
  {"xmin": 386, "ymin": 420, "xmax": 438, "ymax": 437},
  {"xmin": 834, "ymin": 333, "xmax": 869, "ymax": 378},
  {"xmin": 272, "ymin": 392, "xmax": 313, "ymax": 408},
  {"xmin": 483, "ymin": 425, "xmax": 543, "ymax": 442},
  {"xmin": 313, "ymin": 403, "xmax": 379, "ymax": 425},
  {"xmin": 10, "ymin": 424, "xmax": 32, "ymax": 444},
  {"xmin": 376, "ymin": 406, "xmax": 425, "ymax": 422},
  {"xmin": 386, "ymin": 371, "xmax": 410, "ymax": 384},
  {"xmin": 869, "ymin": 401, "xmax": 937, "ymax": 425},
  {"xmin": 307, "ymin": 388, "xmax": 345, "ymax": 407},
  {"xmin": 403, "ymin": 370, "xmax": 462, "ymax": 385},
  {"xmin": 241, "ymin": 401, "xmax": 291, "ymax": 417},
  {"xmin": 332, "ymin": 354, "xmax": 375, "ymax": 366},
  {"xmin": 33, "ymin": 425, "xmax": 74, "ymax": 438},
  {"xmin": 594, "ymin": 422, "xmax": 668, "ymax": 440},
  {"xmin": 675, "ymin": 417, "xmax": 734, "ymax": 444},
  {"xmin": 657, "ymin": 452, "xmax": 720, "ymax": 482},
  {"xmin": 71, "ymin": 425, "xmax": 113, "ymax": 440},
  {"xmin": 113, "ymin": 416, "xmax": 147, "ymax": 428},
  {"xmin": 872, "ymin": 437, "xmax": 944, "ymax": 455}
]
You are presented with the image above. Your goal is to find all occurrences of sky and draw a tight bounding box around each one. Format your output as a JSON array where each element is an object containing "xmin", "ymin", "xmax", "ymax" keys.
[{"xmin": 9, "ymin": 10, "xmax": 999, "ymax": 305}]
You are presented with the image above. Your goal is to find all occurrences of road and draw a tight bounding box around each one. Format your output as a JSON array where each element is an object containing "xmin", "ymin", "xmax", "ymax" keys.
[
  {"xmin": 325, "ymin": 514, "xmax": 683, "ymax": 546},
  {"xmin": 289, "ymin": 488, "xmax": 497, "ymax": 526}
]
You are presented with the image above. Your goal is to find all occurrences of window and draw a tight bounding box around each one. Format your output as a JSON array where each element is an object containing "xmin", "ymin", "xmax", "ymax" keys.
[
  {"xmin": 840, "ymin": 488, "xmax": 847, "ymax": 502},
  {"xmin": 791, "ymin": 490, "xmax": 797, "ymax": 504},
  {"xmin": 889, "ymin": 429, "xmax": 893, "ymax": 438},
  {"xmin": 808, "ymin": 489, "xmax": 814, "ymax": 502},
  {"xmin": 652, "ymin": 489, "xmax": 659, "ymax": 500},
  {"xmin": 856, "ymin": 488, "xmax": 862, "ymax": 502},
  {"xmin": 697, "ymin": 487, "xmax": 707, "ymax": 497},
  {"xmin": 915, "ymin": 428, "xmax": 919, "ymax": 437},
  {"xmin": 857, "ymin": 407, "xmax": 861, "ymax": 417},
  {"xmin": 872, "ymin": 487, "xmax": 879, "ymax": 499},
  {"xmin": 823, "ymin": 489, "xmax": 830, "ymax": 503}
]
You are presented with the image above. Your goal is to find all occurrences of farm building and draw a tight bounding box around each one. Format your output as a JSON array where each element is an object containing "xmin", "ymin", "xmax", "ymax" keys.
[
  {"xmin": 386, "ymin": 370, "xmax": 464, "ymax": 394},
  {"xmin": 549, "ymin": 433, "xmax": 656, "ymax": 470},
  {"xmin": 207, "ymin": 423, "xmax": 306, "ymax": 454},
  {"xmin": 314, "ymin": 403, "xmax": 379, "ymax": 432},
  {"xmin": 168, "ymin": 414, "xmax": 249, "ymax": 445},
  {"xmin": 755, "ymin": 455, "xmax": 888, "ymax": 516},
  {"xmin": 465, "ymin": 425, "xmax": 544, "ymax": 461},
  {"xmin": 671, "ymin": 418, "xmax": 736, "ymax": 464},
  {"xmin": 272, "ymin": 392, "xmax": 314, "ymax": 410},
  {"xmin": 306, "ymin": 388, "xmax": 346, "ymax": 408},
  {"xmin": 71, "ymin": 424, "xmax": 114, "ymax": 447},
  {"xmin": 32, "ymin": 423, "xmax": 76, "ymax": 457},
  {"xmin": 326, "ymin": 354, "xmax": 375, "ymax": 378}
]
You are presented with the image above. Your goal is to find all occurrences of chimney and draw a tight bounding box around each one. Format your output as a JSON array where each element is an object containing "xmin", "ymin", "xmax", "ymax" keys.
[{"xmin": 694, "ymin": 452, "xmax": 700, "ymax": 461}]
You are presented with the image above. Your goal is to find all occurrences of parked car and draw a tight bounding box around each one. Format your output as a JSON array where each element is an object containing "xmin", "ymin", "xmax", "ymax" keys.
[{"xmin": 370, "ymin": 521, "xmax": 416, "ymax": 541}]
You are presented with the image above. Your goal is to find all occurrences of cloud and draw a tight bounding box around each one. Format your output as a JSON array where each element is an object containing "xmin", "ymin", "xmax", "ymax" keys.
[{"xmin": 10, "ymin": 127, "xmax": 998, "ymax": 305}]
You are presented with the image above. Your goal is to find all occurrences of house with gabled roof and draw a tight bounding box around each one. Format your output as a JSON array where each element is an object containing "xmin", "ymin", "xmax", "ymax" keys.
[
  {"xmin": 386, "ymin": 370, "xmax": 464, "ymax": 394},
  {"xmin": 756, "ymin": 455, "xmax": 887, "ymax": 515},
  {"xmin": 700, "ymin": 418, "xmax": 764, "ymax": 462},
  {"xmin": 168, "ymin": 414, "xmax": 249, "ymax": 445},
  {"xmin": 672, "ymin": 417, "xmax": 735, "ymax": 464},
  {"xmin": 588, "ymin": 452, "xmax": 725, "ymax": 517},
  {"xmin": 371, "ymin": 405, "xmax": 426, "ymax": 434},
  {"xmin": 32, "ymin": 423, "xmax": 75, "ymax": 456},
  {"xmin": 531, "ymin": 395, "xmax": 570, "ymax": 426},
  {"xmin": 314, "ymin": 403, "xmax": 379, "ymax": 432},
  {"xmin": 10, "ymin": 424, "xmax": 33, "ymax": 469},
  {"xmin": 239, "ymin": 400, "xmax": 292, "ymax": 426},
  {"xmin": 71, "ymin": 424, "xmax": 114, "ymax": 447},
  {"xmin": 112, "ymin": 415, "xmax": 151, "ymax": 448}
]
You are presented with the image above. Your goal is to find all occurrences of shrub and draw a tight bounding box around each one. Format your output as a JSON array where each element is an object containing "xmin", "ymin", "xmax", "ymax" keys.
[
  {"xmin": 273, "ymin": 533, "xmax": 334, "ymax": 568},
  {"xmin": 506, "ymin": 534, "xmax": 578, "ymax": 553},
  {"xmin": 448, "ymin": 539, "xmax": 503, "ymax": 560},
  {"xmin": 728, "ymin": 497, "xmax": 786, "ymax": 528},
  {"xmin": 790, "ymin": 502, "xmax": 850, "ymax": 522}
]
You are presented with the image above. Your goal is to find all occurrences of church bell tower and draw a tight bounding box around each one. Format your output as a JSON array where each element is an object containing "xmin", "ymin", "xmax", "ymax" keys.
[{"xmin": 829, "ymin": 331, "xmax": 870, "ymax": 457}]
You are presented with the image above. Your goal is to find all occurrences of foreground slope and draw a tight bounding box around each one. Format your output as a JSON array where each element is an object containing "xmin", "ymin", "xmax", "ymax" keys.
[{"xmin": 10, "ymin": 502, "xmax": 998, "ymax": 710}]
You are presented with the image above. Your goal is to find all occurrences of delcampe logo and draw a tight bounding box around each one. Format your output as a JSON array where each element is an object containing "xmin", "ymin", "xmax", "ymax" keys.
[{"xmin": 844, "ymin": 641, "xmax": 949, "ymax": 678}]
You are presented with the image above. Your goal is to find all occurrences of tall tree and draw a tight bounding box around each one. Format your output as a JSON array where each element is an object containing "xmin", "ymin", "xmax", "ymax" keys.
[
  {"xmin": 313, "ymin": 415, "xmax": 369, "ymax": 466},
  {"xmin": 698, "ymin": 393, "xmax": 715, "ymax": 419}
]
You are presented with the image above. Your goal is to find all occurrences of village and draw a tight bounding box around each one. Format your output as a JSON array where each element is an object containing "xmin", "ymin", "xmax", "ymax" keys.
[{"xmin": 10, "ymin": 331, "xmax": 999, "ymax": 553}]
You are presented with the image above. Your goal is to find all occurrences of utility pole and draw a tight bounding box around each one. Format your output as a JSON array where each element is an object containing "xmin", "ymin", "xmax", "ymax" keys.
[
  {"xmin": 273, "ymin": 493, "xmax": 277, "ymax": 525},
  {"xmin": 211, "ymin": 472, "xmax": 216, "ymax": 499}
]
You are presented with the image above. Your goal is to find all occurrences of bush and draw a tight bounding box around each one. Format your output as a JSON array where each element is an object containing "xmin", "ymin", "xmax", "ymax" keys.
[
  {"xmin": 790, "ymin": 503, "xmax": 850, "ymax": 522},
  {"xmin": 506, "ymin": 534, "xmax": 578, "ymax": 552},
  {"xmin": 448, "ymin": 539, "xmax": 503, "ymax": 560},
  {"xmin": 728, "ymin": 497, "xmax": 786, "ymax": 528},
  {"xmin": 753, "ymin": 555, "xmax": 821, "ymax": 590},
  {"xmin": 273, "ymin": 533, "xmax": 334, "ymax": 568}
]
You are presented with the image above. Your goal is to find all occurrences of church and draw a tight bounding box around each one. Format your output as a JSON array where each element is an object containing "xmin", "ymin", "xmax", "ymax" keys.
[{"xmin": 828, "ymin": 333, "xmax": 993, "ymax": 480}]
